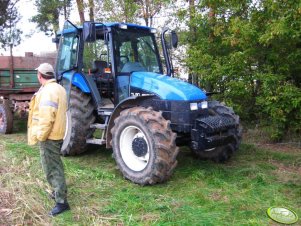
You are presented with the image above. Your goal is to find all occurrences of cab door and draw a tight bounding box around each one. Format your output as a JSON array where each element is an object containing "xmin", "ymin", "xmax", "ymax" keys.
[{"xmin": 56, "ymin": 20, "xmax": 80, "ymax": 81}]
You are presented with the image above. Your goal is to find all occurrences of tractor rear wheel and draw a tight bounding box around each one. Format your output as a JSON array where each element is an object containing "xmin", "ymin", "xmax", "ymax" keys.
[
  {"xmin": 111, "ymin": 107, "xmax": 179, "ymax": 185},
  {"xmin": 61, "ymin": 87, "xmax": 96, "ymax": 155},
  {"xmin": 192, "ymin": 101, "xmax": 242, "ymax": 163},
  {"xmin": 0, "ymin": 101, "xmax": 13, "ymax": 134}
]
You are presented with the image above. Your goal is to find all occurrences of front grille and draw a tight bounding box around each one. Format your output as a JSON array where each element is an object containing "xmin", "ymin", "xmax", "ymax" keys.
[{"xmin": 197, "ymin": 115, "xmax": 236, "ymax": 133}]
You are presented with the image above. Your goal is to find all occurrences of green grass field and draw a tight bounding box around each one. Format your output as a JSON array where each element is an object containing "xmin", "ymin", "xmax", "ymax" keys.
[{"xmin": 0, "ymin": 121, "xmax": 300, "ymax": 225}]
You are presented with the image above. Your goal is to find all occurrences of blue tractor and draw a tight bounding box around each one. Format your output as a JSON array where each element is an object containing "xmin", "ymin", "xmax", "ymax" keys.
[{"xmin": 54, "ymin": 20, "xmax": 241, "ymax": 185}]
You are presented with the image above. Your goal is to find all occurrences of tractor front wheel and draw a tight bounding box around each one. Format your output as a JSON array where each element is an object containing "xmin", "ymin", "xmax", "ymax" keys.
[
  {"xmin": 111, "ymin": 107, "xmax": 179, "ymax": 185},
  {"xmin": 61, "ymin": 87, "xmax": 96, "ymax": 155}
]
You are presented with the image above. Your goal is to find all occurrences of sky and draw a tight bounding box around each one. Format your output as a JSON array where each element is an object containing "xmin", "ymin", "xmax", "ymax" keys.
[
  {"xmin": 0, "ymin": 0, "xmax": 76, "ymax": 57},
  {"xmin": 0, "ymin": 1, "xmax": 184, "ymax": 57},
  {"xmin": 0, "ymin": 0, "xmax": 173, "ymax": 57}
]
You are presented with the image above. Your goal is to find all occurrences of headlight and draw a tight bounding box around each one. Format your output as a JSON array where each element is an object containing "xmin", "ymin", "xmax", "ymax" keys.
[
  {"xmin": 200, "ymin": 101, "xmax": 208, "ymax": 109},
  {"xmin": 119, "ymin": 24, "xmax": 127, "ymax": 29},
  {"xmin": 150, "ymin": 28, "xmax": 157, "ymax": 33},
  {"xmin": 190, "ymin": 103, "xmax": 198, "ymax": 111}
]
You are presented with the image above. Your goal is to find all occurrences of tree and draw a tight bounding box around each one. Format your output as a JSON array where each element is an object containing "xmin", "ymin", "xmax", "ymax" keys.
[
  {"xmin": 96, "ymin": 0, "xmax": 171, "ymax": 26},
  {"xmin": 0, "ymin": 0, "xmax": 22, "ymax": 50},
  {"xmin": 0, "ymin": 0, "xmax": 22, "ymax": 88},
  {"xmin": 31, "ymin": 0, "xmax": 71, "ymax": 36},
  {"xmin": 76, "ymin": 0, "xmax": 85, "ymax": 23},
  {"xmin": 134, "ymin": 0, "xmax": 170, "ymax": 27},
  {"xmin": 182, "ymin": 0, "xmax": 301, "ymax": 140},
  {"xmin": 0, "ymin": 0, "xmax": 10, "ymax": 27},
  {"xmin": 88, "ymin": 0, "xmax": 95, "ymax": 21},
  {"xmin": 97, "ymin": 0, "xmax": 138, "ymax": 23}
]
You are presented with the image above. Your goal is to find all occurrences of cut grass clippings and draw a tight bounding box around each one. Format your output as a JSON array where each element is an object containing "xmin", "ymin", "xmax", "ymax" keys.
[{"xmin": 0, "ymin": 122, "xmax": 300, "ymax": 225}]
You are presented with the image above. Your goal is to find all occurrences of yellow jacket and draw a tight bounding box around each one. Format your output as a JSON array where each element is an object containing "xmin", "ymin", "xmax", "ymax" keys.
[{"xmin": 28, "ymin": 79, "xmax": 67, "ymax": 145}]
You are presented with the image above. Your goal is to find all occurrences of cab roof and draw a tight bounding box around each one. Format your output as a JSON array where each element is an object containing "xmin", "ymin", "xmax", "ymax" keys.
[{"xmin": 57, "ymin": 22, "xmax": 153, "ymax": 36}]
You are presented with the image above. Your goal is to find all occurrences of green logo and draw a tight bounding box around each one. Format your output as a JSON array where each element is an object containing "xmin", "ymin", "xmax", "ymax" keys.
[{"xmin": 267, "ymin": 207, "xmax": 298, "ymax": 224}]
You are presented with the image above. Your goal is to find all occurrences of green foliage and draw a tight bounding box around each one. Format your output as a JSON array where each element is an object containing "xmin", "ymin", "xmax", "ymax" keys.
[
  {"xmin": 257, "ymin": 75, "xmax": 301, "ymax": 140},
  {"xmin": 0, "ymin": 0, "xmax": 12, "ymax": 27},
  {"xmin": 97, "ymin": 0, "xmax": 170, "ymax": 26},
  {"xmin": 134, "ymin": 0, "xmax": 171, "ymax": 27},
  {"xmin": 183, "ymin": 0, "xmax": 301, "ymax": 140},
  {"xmin": 98, "ymin": 0, "xmax": 139, "ymax": 23},
  {"xmin": 31, "ymin": 0, "xmax": 71, "ymax": 36}
]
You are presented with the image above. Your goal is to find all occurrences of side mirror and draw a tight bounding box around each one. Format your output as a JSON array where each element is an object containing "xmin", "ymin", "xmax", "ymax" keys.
[
  {"xmin": 171, "ymin": 31, "xmax": 178, "ymax": 48},
  {"xmin": 83, "ymin": 22, "xmax": 96, "ymax": 42},
  {"xmin": 52, "ymin": 37, "xmax": 60, "ymax": 44}
]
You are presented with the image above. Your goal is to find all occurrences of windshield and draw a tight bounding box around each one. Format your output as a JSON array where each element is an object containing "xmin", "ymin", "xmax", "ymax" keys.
[{"xmin": 113, "ymin": 29, "xmax": 162, "ymax": 74}]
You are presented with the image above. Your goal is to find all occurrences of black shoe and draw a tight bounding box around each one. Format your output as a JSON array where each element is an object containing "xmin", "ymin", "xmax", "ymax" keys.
[{"xmin": 49, "ymin": 202, "xmax": 70, "ymax": 216}]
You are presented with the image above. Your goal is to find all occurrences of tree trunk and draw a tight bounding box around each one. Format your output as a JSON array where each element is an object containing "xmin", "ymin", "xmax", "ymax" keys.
[
  {"xmin": 76, "ymin": 0, "xmax": 85, "ymax": 23},
  {"xmin": 187, "ymin": 0, "xmax": 195, "ymax": 84},
  {"xmin": 9, "ymin": 44, "xmax": 14, "ymax": 88},
  {"xmin": 208, "ymin": 4, "xmax": 216, "ymax": 42},
  {"xmin": 89, "ymin": 0, "xmax": 94, "ymax": 21}
]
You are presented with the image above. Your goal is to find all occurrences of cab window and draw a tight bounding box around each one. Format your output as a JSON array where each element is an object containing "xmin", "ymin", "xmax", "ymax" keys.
[{"xmin": 57, "ymin": 34, "xmax": 79, "ymax": 72}]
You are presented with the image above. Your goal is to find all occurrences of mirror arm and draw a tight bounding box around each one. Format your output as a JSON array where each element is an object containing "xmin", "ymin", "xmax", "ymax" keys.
[
  {"xmin": 161, "ymin": 28, "xmax": 173, "ymax": 77},
  {"xmin": 171, "ymin": 30, "xmax": 178, "ymax": 48}
]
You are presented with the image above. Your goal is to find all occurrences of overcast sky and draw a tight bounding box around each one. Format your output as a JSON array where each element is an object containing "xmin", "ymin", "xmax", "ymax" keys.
[
  {"xmin": 0, "ymin": 0, "xmax": 73, "ymax": 57},
  {"xmin": 0, "ymin": 1, "xmax": 181, "ymax": 57}
]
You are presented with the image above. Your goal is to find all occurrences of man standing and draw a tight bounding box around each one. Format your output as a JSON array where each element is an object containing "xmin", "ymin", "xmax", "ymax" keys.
[{"xmin": 28, "ymin": 63, "xmax": 70, "ymax": 216}]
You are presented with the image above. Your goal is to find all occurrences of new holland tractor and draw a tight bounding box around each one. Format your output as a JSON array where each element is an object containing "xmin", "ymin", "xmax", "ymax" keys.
[{"xmin": 54, "ymin": 20, "xmax": 241, "ymax": 185}]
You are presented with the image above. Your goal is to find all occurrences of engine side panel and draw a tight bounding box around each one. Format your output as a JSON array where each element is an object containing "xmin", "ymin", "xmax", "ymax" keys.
[{"xmin": 130, "ymin": 72, "xmax": 207, "ymax": 101}]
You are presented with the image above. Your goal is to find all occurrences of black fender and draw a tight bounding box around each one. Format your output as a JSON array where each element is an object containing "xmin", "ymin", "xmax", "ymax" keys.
[{"xmin": 106, "ymin": 95, "xmax": 154, "ymax": 148}]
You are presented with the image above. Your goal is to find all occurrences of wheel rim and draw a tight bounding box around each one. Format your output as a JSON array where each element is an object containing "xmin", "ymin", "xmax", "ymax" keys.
[
  {"xmin": 61, "ymin": 110, "xmax": 71, "ymax": 152},
  {"xmin": 63, "ymin": 111, "xmax": 70, "ymax": 140},
  {"xmin": 0, "ymin": 111, "xmax": 4, "ymax": 130},
  {"xmin": 119, "ymin": 125, "xmax": 150, "ymax": 171}
]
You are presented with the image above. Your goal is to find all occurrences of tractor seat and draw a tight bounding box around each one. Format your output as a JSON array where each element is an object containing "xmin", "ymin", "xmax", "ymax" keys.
[
  {"xmin": 92, "ymin": 60, "xmax": 113, "ymax": 97},
  {"xmin": 92, "ymin": 60, "xmax": 107, "ymax": 77}
]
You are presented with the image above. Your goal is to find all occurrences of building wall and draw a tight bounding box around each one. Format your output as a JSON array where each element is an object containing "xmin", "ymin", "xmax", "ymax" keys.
[{"xmin": 0, "ymin": 52, "xmax": 56, "ymax": 70}]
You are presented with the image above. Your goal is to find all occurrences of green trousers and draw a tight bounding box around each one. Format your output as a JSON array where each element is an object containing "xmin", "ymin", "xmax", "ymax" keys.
[{"xmin": 39, "ymin": 140, "xmax": 67, "ymax": 204}]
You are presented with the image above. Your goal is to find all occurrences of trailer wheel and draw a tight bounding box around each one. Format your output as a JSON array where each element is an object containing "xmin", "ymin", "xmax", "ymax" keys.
[
  {"xmin": 0, "ymin": 101, "xmax": 13, "ymax": 134},
  {"xmin": 61, "ymin": 87, "xmax": 96, "ymax": 155},
  {"xmin": 111, "ymin": 107, "xmax": 179, "ymax": 185},
  {"xmin": 193, "ymin": 101, "xmax": 242, "ymax": 163}
]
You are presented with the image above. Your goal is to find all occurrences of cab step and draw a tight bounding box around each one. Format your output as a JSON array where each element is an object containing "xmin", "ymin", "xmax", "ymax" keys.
[
  {"xmin": 90, "ymin": 123, "xmax": 107, "ymax": 129},
  {"xmin": 87, "ymin": 116, "xmax": 109, "ymax": 146},
  {"xmin": 86, "ymin": 138, "xmax": 106, "ymax": 145}
]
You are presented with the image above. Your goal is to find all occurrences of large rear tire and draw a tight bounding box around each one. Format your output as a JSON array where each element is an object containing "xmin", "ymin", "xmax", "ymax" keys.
[
  {"xmin": 193, "ymin": 101, "xmax": 242, "ymax": 162},
  {"xmin": 61, "ymin": 87, "xmax": 96, "ymax": 155},
  {"xmin": 0, "ymin": 101, "xmax": 13, "ymax": 134},
  {"xmin": 111, "ymin": 107, "xmax": 179, "ymax": 185}
]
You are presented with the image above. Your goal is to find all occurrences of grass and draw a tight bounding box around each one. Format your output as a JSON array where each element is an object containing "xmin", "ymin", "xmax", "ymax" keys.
[{"xmin": 0, "ymin": 120, "xmax": 301, "ymax": 225}]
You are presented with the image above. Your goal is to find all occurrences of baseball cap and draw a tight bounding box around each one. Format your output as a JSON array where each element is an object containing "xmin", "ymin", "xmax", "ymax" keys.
[{"xmin": 35, "ymin": 63, "xmax": 55, "ymax": 77}]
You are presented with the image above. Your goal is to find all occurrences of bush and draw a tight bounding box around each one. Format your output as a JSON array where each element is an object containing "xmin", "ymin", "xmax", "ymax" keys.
[{"xmin": 257, "ymin": 74, "xmax": 301, "ymax": 140}]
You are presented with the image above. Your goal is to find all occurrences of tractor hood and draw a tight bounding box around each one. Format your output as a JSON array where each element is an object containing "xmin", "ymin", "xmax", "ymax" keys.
[{"xmin": 130, "ymin": 72, "xmax": 207, "ymax": 101}]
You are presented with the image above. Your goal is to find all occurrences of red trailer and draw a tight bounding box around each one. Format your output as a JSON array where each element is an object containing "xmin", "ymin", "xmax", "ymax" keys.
[{"xmin": 0, "ymin": 53, "xmax": 55, "ymax": 134}]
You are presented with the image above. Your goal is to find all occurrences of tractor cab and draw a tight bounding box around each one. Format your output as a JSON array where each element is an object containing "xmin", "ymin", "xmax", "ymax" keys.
[{"xmin": 55, "ymin": 20, "xmax": 165, "ymax": 108}]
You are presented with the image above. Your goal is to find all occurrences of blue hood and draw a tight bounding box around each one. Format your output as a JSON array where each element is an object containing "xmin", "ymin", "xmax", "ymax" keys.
[{"xmin": 130, "ymin": 72, "xmax": 207, "ymax": 101}]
